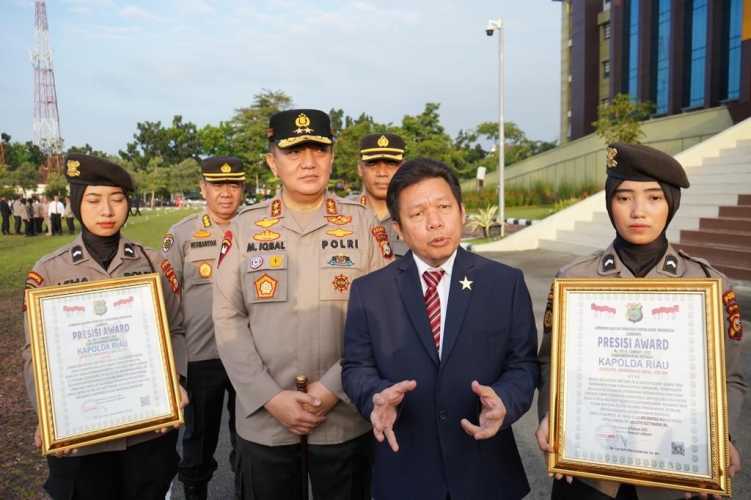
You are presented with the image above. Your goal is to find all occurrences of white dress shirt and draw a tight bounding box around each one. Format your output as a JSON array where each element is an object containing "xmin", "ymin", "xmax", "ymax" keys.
[
  {"xmin": 47, "ymin": 200, "xmax": 64, "ymax": 216},
  {"xmin": 413, "ymin": 249, "xmax": 457, "ymax": 358}
]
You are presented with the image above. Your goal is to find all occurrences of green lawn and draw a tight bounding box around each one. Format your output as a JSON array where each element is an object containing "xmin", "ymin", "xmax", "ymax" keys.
[
  {"xmin": 0, "ymin": 208, "xmax": 200, "ymax": 294},
  {"xmin": 504, "ymin": 205, "xmax": 557, "ymax": 220}
]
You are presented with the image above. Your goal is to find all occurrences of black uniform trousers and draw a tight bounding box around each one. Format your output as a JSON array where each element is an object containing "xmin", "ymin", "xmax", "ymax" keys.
[
  {"xmin": 14, "ymin": 215, "xmax": 21, "ymax": 234},
  {"xmin": 236, "ymin": 432, "xmax": 372, "ymax": 500},
  {"xmin": 51, "ymin": 213, "xmax": 62, "ymax": 234},
  {"xmin": 1, "ymin": 214, "xmax": 9, "ymax": 234},
  {"xmin": 66, "ymin": 216, "xmax": 75, "ymax": 234},
  {"xmin": 179, "ymin": 358, "xmax": 237, "ymax": 487},
  {"xmin": 44, "ymin": 430, "xmax": 179, "ymax": 500}
]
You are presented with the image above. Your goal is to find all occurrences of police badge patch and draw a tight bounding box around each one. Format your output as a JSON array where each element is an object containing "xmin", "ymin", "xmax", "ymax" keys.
[
  {"xmin": 162, "ymin": 234, "xmax": 175, "ymax": 253},
  {"xmin": 332, "ymin": 274, "xmax": 351, "ymax": 293},
  {"xmin": 723, "ymin": 290, "xmax": 743, "ymax": 341},
  {"xmin": 371, "ymin": 226, "xmax": 393, "ymax": 259},
  {"xmin": 328, "ymin": 255, "xmax": 354, "ymax": 267}
]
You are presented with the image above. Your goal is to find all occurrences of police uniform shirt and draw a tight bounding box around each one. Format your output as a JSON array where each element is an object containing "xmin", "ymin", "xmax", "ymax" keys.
[
  {"xmin": 537, "ymin": 243, "xmax": 745, "ymax": 499},
  {"xmin": 212, "ymin": 193, "xmax": 389, "ymax": 447},
  {"xmin": 359, "ymin": 195, "xmax": 408, "ymax": 258},
  {"xmin": 22, "ymin": 234, "xmax": 188, "ymax": 456},
  {"xmin": 161, "ymin": 211, "xmax": 225, "ymax": 362}
]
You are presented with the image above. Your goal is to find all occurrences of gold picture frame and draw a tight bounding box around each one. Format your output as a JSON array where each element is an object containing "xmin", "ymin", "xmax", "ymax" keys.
[
  {"xmin": 547, "ymin": 278, "xmax": 730, "ymax": 496},
  {"xmin": 25, "ymin": 274, "xmax": 183, "ymax": 455}
]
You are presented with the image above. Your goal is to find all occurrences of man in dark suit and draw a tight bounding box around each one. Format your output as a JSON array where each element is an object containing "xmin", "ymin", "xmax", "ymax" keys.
[{"xmin": 342, "ymin": 158, "xmax": 539, "ymax": 500}]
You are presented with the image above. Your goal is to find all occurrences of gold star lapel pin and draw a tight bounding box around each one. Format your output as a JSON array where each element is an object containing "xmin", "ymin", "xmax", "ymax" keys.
[{"xmin": 459, "ymin": 276, "xmax": 473, "ymax": 291}]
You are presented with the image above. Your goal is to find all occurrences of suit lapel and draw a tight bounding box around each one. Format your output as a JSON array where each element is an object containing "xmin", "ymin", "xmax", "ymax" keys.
[
  {"xmin": 441, "ymin": 247, "xmax": 473, "ymax": 365},
  {"xmin": 397, "ymin": 252, "xmax": 439, "ymax": 366}
]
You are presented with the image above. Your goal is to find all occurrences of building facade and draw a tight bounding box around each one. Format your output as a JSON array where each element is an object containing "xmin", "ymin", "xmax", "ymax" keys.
[{"xmin": 557, "ymin": 0, "xmax": 751, "ymax": 143}]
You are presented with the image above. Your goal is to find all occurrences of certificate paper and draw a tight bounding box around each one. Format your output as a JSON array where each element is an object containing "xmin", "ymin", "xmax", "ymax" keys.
[
  {"xmin": 548, "ymin": 279, "xmax": 730, "ymax": 496},
  {"xmin": 26, "ymin": 275, "xmax": 182, "ymax": 454},
  {"xmin": 563, "ymin": 291, "xmax": 709, "ymax": 476}
]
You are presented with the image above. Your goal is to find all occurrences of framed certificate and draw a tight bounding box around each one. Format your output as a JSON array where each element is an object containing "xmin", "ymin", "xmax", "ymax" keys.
[
  {"xmin": 25, "ymin": 274, "xmax": 183, "ymax": 455},
  {"xmin": 547, "ymin": 278, "xmax": 730, "ymax": 496}
]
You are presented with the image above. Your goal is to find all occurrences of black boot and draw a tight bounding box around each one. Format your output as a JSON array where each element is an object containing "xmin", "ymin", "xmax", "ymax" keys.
[{"xmin": 183, "ymin": 483, "xmax": 208, "ymax": 500}]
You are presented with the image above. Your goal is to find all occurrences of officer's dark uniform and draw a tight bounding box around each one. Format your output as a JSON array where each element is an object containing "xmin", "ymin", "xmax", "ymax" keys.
[
  {"xmin": 537, "ymin": 143, "xmax": 746, "ymax": 500},
  {"xmin": 162, "ymin": 157, "xmax": 243, "ymax": 500},
  {"xmin": 357, "ymin": 133, "xmax": 408, "ymax": 257},
  {"xmin": 22, "ymin": 155, "xmax": 188, "ymax": 500}
]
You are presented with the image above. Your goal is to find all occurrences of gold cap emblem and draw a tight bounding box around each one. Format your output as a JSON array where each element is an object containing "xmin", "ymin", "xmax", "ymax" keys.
[
  {"xmin": 220, "ymin": 163, "xmax": 232, "ymax": 173},
  {"xmin": 606, "ymin": 147, "xmax": 618, "ymax": 168},
  {"xmin": 66, "ymin": 160, "xmax": 81, "ymax": 177},
  {"xmin": 377, "ymin": 135, "xmax": 389, "ymax": 148},
  {"xmin": 294, "ymin": 113, "xmax": 311, "ymax": 128}
]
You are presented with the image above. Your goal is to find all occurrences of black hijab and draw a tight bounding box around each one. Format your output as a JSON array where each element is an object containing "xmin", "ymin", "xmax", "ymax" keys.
[
  {"xmin": 70, "ymin": 183, "xmax": 130, "ymax": 271},
  {"xmin": 605, "ymin": 177, "xmax": 681, "ymax": 277}
]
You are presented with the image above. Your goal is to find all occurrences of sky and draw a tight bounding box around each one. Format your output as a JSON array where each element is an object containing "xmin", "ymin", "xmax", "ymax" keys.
[{"xmin": 1, "ymin": 0, "xmax": 562, "ymax": 155}]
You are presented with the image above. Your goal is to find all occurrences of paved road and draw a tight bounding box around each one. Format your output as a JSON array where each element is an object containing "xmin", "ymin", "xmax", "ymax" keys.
[{"xmin": 170, "ymin": 249, "xmax": 750, "ymax": 499}]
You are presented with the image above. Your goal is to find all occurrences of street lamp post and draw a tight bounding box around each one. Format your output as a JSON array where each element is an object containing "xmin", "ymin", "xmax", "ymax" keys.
[{"xmin": 486, "ymin": 18, "xmax": 505, "ymax": 238}]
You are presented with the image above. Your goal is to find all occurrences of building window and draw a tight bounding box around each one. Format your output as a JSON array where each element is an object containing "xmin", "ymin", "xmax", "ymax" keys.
[
  {"xmin": 687, "ymin": 0, "xmax": 708, "ymax": 108},
  {"xmin": 627, "ymin": 0, "xmax": 640, "ymax": 100},
  {"xmin": 727, "ymin": 0, "xmax": 743, "ymax": 100},
  {"xmin": 654, "ymin": 0, "xmax": 671, "ymax": 114},
  {"xmin": 603, "ymin": 22, "xmax": 611, "ymax": 40},
  {"xmin": 603, "ymin": 60, "xmax": 611, "ymax": 79}
]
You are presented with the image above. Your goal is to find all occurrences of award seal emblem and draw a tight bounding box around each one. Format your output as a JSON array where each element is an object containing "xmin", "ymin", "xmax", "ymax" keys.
[{"xmin": 626, "ymin": 303, "xmax": 643, "ymax": 323}]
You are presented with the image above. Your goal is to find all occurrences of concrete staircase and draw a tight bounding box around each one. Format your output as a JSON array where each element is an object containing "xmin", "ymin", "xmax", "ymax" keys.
[
  {"xmin": 474, "ymin": 118, "xmax": 751, "ymax": 281},
  {"xmin": 676, "ymin": 194, "xmax": 751, "ymax": 280}
]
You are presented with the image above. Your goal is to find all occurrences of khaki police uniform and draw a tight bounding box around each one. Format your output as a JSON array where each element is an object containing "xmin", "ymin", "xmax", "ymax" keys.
[
  {"xmin": 358, "ymin": 194, "xmax": 408, "ymax": 258},
  {"xmin": 163, "ymin": 209, "xmax": 239, "ymax": 495},
  {"xmin": 212, "ymin": 193, "xmax": 388, "ymax": 447},
  {"xmin": 537, "ymin": 243, "xmax": 746, "ymax": 499},
  {"xmin": 22, "ymin": 234, "xmax": 188, "ymax": 457},
  {"xmin": 162, "ymin": 211, "xmax": 226, "ymax": 361}
]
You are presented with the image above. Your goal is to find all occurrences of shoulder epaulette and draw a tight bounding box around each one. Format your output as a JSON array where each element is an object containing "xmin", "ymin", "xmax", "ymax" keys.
[
  {"xmin": 557, "ymin": 251, "xmax": 602, "ymax": 276},
  {"xmin": 37, "ymin": 242, "xmax": 75, "ymax": 265}
]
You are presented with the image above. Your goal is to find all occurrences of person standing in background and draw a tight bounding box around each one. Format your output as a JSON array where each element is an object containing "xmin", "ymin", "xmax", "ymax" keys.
[
  {"xmin": 0, "ymin": 196, "xmax": 10, "ymax": 235},
  {"xmin": 47, "ymin": 195, "xmax": 64, "ymax": 235},
  {"xmin": 24, "ymin": 199, "xmax": 34, "ymax": 236},
  {"xmin": 12, "ymin": 196, "xmax": 24, "ymax": 234},
  {"xmin": 64, "ymin": 196, "xmax": 75, "ymax": 234}
]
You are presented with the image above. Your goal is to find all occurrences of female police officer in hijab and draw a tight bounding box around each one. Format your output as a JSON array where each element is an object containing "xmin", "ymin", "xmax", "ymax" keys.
[
  {"xmin": 535, "ymin": 143, "xmax": 745, "ymax": 500},
  {"xmin": 22, "ymin": 154, "xmax": 189, "ymax": 500}
]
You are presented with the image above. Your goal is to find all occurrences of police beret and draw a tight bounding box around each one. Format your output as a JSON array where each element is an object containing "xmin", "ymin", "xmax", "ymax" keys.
[
  {"xmin": 64, "ymin": 153, "xmax": 134, "ymax": 192},
  {"xmin": 267, "ymin": 109, "xmax": 334, "ymax": 149},
  {"xmin": 359, "ymin": 133, "xmax": 406, "ymax": 162},
  {"xmin": 201, "ymin": 156, "xmax": 245, "ymax": 183},
  {"xmin": 606, "ymin": 143, "xmax": 689, "ymax": 188}
]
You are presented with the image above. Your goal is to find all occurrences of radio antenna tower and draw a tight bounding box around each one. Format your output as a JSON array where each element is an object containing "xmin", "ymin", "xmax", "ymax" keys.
[{"xmin": 31, "ymin": 0, "xmax": 63, "ymax": 171}]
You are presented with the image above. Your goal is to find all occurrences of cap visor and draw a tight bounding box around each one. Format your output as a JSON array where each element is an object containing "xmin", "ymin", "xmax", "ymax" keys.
[
  {"xmin": 361, "ymin": 153, "xmax": 404, "ymax": 162},
  {"xmin": 277, "ymin": 135, "xmax": 333, "ymax": 148}
]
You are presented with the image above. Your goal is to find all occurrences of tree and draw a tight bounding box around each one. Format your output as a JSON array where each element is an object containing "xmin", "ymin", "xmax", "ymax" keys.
[
  {"xmin": 170, "ymin": 158, "xmax": 202, "ymax": 194},
  {"xmin": 15, "ymin": 162, "xmax": 40, "ymax": 191},
  {"xmin": 119, "ymin": 115, "xmax": 201, "ymax": 168},
  {"xmin": 474, "ymin": 121, "xmax": 557, "ymax": 170},
  {"xmin": 67, "ymin": 143, "xmax": 110, "ymax": 159},
  {"xmin": 593, "ymin": 93, "xmax": 654, "ymax": 144},
  {"xmin": 140, "ymin": 157, "xmax": 170, "ymax": 207},
  {"xmin": 44, "ymin": 172, "xmax": 68, "ymax": 198},
  {"xmin": 198, "ymin": 122, "xmax": 235, "ymax": 157},
  {"xmin": 230, "ymin": 90, "xmax": 293, "ymax": 192}
]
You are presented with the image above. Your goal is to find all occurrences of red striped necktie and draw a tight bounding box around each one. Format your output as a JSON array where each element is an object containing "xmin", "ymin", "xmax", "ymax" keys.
[{"xmin": 422, "ymin": 270, "xmax": 445, "ymax": 351}]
